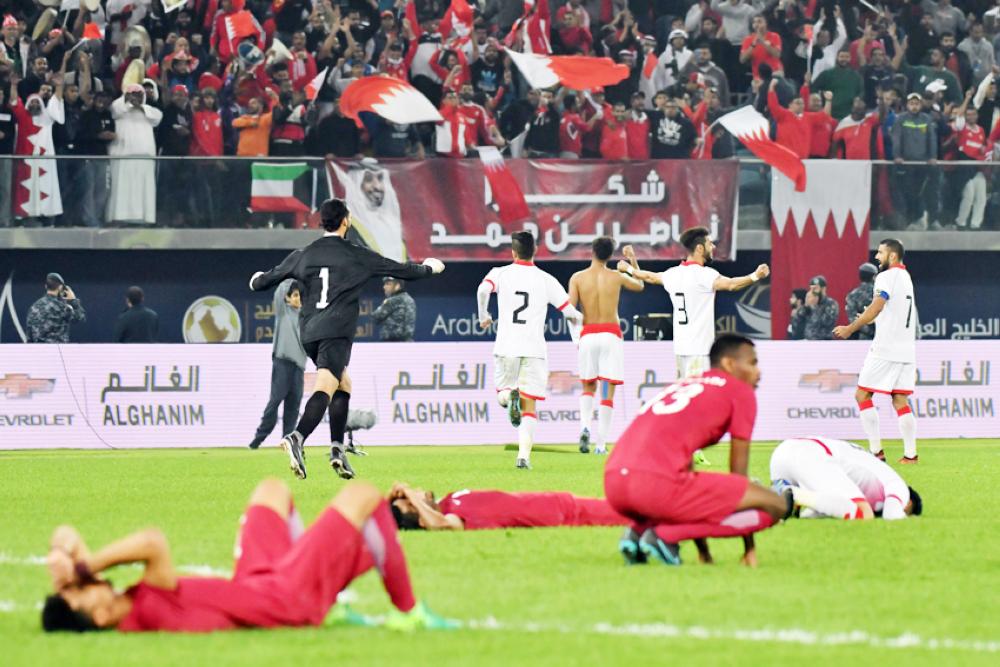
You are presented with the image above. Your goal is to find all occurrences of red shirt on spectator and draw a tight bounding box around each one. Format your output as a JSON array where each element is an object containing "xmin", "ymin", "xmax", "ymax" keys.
[
  {"xmin": 191, "ymin": 109, "xmax": 224, "ymax": 156},
  {"xmin": 458, "ymin": 102, "xmax": 492, "ymax": 147},
  {"xmin": 287, "ymin": 50, "xmax": 318, "ymax": 92},
  {"xmin": 581, "ymin": 98, "xmax": 611, "ymax": 155},
  {"xmin": 954, "ymin": 118, "xmax": 990, "ymax": 160},
  {"xmin": 767, "ymin": 89, "xmax": 822, "ymax": 159},
  {"xmin": 430, "ymin": 49, "xmax": 470, "ymax": 93},
  {"xmin": 559, "ymin": 112, "xmax": 586, "ymax": 155},
  {"xmin": 686, "ymin": 101, "xmax": 712, "ymax": 159},
  {"xmin": 741, "ymin": 31, "xmax": 782, "ymax": 80},
  {"xmin": 625, "ymin": 110, "xmax": 650, "ymax": 160},
  {"xmin": 832, "ymin": 114, "xmax": 885, "ymax": 159},
  {"xmin": 600, "ymin": 116, "xmax": 628, "ymax": 160},
  {"xmin": 849, "ymin": 38, "xmax": 884, "ymax": 69},
  {"xmin": 558, "ymin": 26, "xmax": 592, "ymax": 54}
]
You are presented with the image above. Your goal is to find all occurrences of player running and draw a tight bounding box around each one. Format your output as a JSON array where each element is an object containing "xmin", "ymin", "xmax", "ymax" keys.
[
  {"xmin": 476, "ymin": 231, "xmax": 583, "ymax": 470},
  {"xmin": 770, "ymin": 436, "xmax": 923, "ymax": 520},
  {"xmin": 41, "ymin": 478, "xmax": 454, "ymax": 633},
  {"xmin": 605, "ymin": 335, "xmax": 792, "ymax": 568},
  {"xmin": 620, "ymin": 227, "xmax": 769, "ymax": 465},
  {"xmin": 567, "ymin": 237, "xmax": 644, "ymax": 455},
  {"xmin": 250, "ymin": 198, "xmax": 445, "ymax": 480},
  {"xmin": 834, "ymin": 239, "xmax": 919, "ymax": 464},
  {"xmin": 387, "ymin": 481, "xmax": 628, "ymax": 530}
]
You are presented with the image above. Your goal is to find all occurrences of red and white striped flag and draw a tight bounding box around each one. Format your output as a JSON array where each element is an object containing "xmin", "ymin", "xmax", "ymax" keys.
[
  {"xmin": 477, "ymin": 146, "xmax": 530, "ymax": 223},
  {"xmin": 440, "ymin": 0, "xmax": 474, "ymax": 38},
  {"xmin": 338, "ymin": 76, "xmax": 443, "ymax": 125},
  {"xmin": 717, "ymin": 105, "xmax": 807, "ymax": 191},
  {"xmin": 505, "ymin": 49, "xmax": 629, "ymax": 90},
  {"xmin": 304, "ymin": 67, "xmax": 328, "ymax": 101}
]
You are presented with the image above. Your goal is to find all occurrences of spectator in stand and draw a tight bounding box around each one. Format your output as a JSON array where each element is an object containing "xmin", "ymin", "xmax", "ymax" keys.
[
  {"xmin": 808, "ymin": 6, "xmax": 847, "ymax": 83},
  {"xmin": 902, "ymin": 47, "xmax": 962, "ymax": 105},
  {"xmin": 287, "ymin": 31, "xmax": 318, "ymax": 93},
  {"xmin": 925, "ymin": 0, "xmax": 967, "ymax": 36},
  {"xmin": 471, "ymin": 39, "xmax": 505, "ymax": 98},
  {"xmin": 904, "ymin": 11, "xmax": 939, "ymax": 67},
  {"xmin": 580, "ymin": 87, "xmax": 611, "ymax": 157},
  {"xmin": 232, "ymin": 93, "xmax": 276, "ymax": 157},
  {"xmin": 801, "ymin": 88, "xmax": 837, "ymax": 158},
  {"xmin": 555, "ymin": 8, "xmax": 593, "ymax": 55},
  {"xmin": 959, "ymin": 22, "xmax": 995, "ymax": 85},
  {"xmin": 436, "ymin": 89, "xmax": 469, "ymax": 157},
  {"xmin": 107, "ymin": 84, "xmax": 161, "ymax": 226},
  {"xmin": 832, "ymin": 96, "xmax": 886, "ymax": 160},
  {"xmin": 973, "ymin": 65, "xmax": 1000, "ymax": 134},
  {"xmin": 113, "ymin": 286, "xmax": 159, "ymax": 343},
  {"xmin": 367, "ymin": 116, "xmax": 426, "ymax": 159},
  {"xmin": 625, "ymin": 91, "xmax": 650, "ymax": 159},
  {"xmin": 458, "ymin": 82, "xmax": 506, "ymax": 149},
  {"xmin": 657, "ymin": 29, "xmax": 693, "ymax": 92},
  {"xmin": 844, "ymin": 263, "xmax": 878, "ymax": 340},
  {"xmin": 940, "ymin": 32, "xmax": 972, "ymax": 91},
  {"xmin": 681, "ymin": 42, "xmax": 730, "ymax": 108},
  {"xmin": 767, "ymin": 78, "xmax": 832, "ymax": 158},
  {"xmin": 861, "ymin": 46, "xmax": 903, "ymax": 110},
  {"xmin": 191, "ymin": 89, "xmax": 225, "ymax": 226},
  {"xmin": 813, "ymin": 50, "xmax": 864, "ymax": 119},
  {"xmin": 892, "ymin": 93, "xmax": 939, "ymax": 230},
  {"xmin": 558, "ymin": 93, "xmax": 597, "ymax": 158},
  {"xmin": 524, "ymin": 88, "xmax": 561, "ymax": 157},
  {"xmin": 649, "ymin": 93, "xmax": 695, "ymax": 158},
  {"xmin": 740, "ymin": 14, "xmax": 783, "ymax": 81},
  {"xmin": 600, "ymin": 101, "xmax": 629, "ymax": 160},
  {"xmin": 158, "ymin": 84, "xmax": 194, "ymax": 226},
  {"xmin": 789, "ymin": 275, "xmax": 839, "ymax": 341},
  {"xmin": 712, "ymin": 0, "xmax": 757, "ymax": 53},
  {"xmin": 849, "ymin": 20, "xmax": 886, "ymax": 70},
  {"xmin": 0, "ymin": 15, "xmax": 23, "ymax": 76},
  {"xmin": 949, "ymin": 90, "xmax": 990, "ymax": 230},
  {"xmin": 0, "ymin": 69, "xmax": 18, "ymax": 227},
  {"xmin": 55, "ymin": 78, "xmax": 88, "ymax": 228},
  {"xmin": 307, "ymin": 102, "xmax": 361, "ymax": 158},
  {"xmin": 18, "ymin": 56, "xmax": 49, "ymax": 100},
  {"xmin": 269, "ymin": 82, "xmax": 307, "ymax": 156}
]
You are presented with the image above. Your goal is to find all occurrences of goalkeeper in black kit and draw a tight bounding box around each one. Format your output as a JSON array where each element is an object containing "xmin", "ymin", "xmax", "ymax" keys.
[{"xmin": 250, "ymin": 198, "xmax": 445, "ymax": 480}]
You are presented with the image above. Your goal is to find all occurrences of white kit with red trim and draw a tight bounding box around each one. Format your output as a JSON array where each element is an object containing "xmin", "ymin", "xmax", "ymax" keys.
[{"xmin": 480, "ymin": 260, "xmax": 572, "ymax": 359}]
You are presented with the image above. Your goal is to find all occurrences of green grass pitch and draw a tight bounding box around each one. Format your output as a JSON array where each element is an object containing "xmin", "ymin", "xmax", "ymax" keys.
[{"xmin": 1, "ymin": 440, "xmax": 998, "ymax": 666}]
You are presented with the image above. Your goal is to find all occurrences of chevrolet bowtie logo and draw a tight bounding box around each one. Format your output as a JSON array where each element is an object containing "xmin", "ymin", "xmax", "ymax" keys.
[
  {"xmin": 799, "ymin": 369, "xmax": 859, "ymax": 393},
  {"xmin": 547, "ymin": 371, "xmax": 580, "ymax": 395},
  {"xmin": 0, "ymin": 373, "xmax": 56, "ymax": 399}
]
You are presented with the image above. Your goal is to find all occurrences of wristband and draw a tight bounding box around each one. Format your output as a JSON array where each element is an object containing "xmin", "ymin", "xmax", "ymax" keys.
[
  {"xmin": 621, "ymin": 264, "xmax": 635, "ymax": 276},
  {"xmin": 750, "ymin": 273, "xmax": 760, "ymax": 283}
]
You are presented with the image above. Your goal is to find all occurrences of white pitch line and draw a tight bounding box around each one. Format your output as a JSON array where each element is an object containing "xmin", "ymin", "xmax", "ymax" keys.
[
  {"xmin": 465, "ymin": 617, "xmax": 1000, "ymax": 653},
  {"xmin": 0, "ymin": 553, "xmax": 230, "ymax": 577}
]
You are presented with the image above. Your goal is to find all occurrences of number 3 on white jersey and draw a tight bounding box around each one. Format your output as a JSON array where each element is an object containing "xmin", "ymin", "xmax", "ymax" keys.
[{"xmin": 640, "ymin": 383, "xmax": 705, "ymax": 416}]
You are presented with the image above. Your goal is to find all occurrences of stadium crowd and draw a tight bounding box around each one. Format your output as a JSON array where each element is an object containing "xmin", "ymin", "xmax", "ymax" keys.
[{"xmin": 2, "ymin": 0, "xmax": 1000, "ymax": 229}]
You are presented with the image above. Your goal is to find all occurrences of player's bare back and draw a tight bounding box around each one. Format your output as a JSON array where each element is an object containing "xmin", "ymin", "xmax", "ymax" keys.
[{"xmin": 572, "ymin": 266, "xmax": 627, "ymax": 325}]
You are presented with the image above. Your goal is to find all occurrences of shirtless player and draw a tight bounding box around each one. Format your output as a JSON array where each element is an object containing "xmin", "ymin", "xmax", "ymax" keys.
[{"xmin": 567, "ymin": 237, "xmax": 645, "ymax": 454}]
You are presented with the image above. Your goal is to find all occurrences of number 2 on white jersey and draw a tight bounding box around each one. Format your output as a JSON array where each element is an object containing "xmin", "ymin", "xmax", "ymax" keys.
[
  {"xmin": 641, "ymin": 383, "xmax": 705, "ymax": 416},
  {"xmin": 317, "ymin": 267, "xmax": 330, "ymax": 308}
]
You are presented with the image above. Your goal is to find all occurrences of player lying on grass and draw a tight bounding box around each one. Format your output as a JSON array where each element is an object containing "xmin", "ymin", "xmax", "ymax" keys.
[
  {"xmin": 606, "ymin": 334, "xmax": 793, "ymax": 568},
  {"xmin": 770, "ymin": 437, "xmax": 923, "ymax": 520},
  {"xmin": 41, "ymin": 479, "xmax": 453, "ymax": 633},
  {"xmin": 388, "ymin": 482, "xmax": 629, "ymax": 530}
]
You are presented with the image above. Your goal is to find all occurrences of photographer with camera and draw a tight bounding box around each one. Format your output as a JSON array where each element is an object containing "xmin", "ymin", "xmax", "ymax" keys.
[{"xmin": 25, "ymin": 273, "xmax": 86, "ymax": 343}]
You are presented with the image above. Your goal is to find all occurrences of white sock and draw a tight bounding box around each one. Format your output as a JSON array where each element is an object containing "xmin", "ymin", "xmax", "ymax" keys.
[
  {"xmin": 859, "ymin": 401, "xmax": 881, "ymax": 454},
  {"xmin": 579, "ymin": 392, "xmax": 594, "ymax": 433},
  {"xmin": 897, "ymin": 406, "xmax": 917, "ymax": 458},
  {"xmin": 596, "ymin": 400, "xmax": 614, "ymax": 449},
  {"xmin": 518, "ymin": 413, "xmax": 537, "ymax": 460},
  {"xmin": 792, "ymin": 487, "xmax": 861, "ymax": 520}
]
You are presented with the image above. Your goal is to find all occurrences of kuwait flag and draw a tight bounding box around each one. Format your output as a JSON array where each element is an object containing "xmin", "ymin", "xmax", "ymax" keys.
[
  {"xmin": 250, "ymin": 163, "xmax": 311, "ymax": 213},
  {"xmin": 505, "ymin": 49, "xmax": 629, "ymax": 90}
]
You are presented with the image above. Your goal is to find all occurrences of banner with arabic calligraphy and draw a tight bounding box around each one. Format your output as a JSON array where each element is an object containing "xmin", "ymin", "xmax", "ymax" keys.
[
  {"xmin": 326, "ymin": 159, "xmax": 739, "ymax": 262},
  {"xmin": 1, "ymin": 341, "xmax": 996, "ymax": 449}
]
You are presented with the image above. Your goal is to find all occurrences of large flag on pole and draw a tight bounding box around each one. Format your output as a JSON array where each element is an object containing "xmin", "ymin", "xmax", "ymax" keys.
[
  {"xmin": 251, "ymin": 163, "xmax": 311, "ymax": 213},
  {"xmin": 505, "ymin": 50, "xmax": 630, "ymax": 90},
  {"xmin": 440, "ymin": 0, "xmax": 474, "ymax": 38},
  {"xmin": 338, "ymin": 76, "xmax": 443, "ymax": 125},
  {"xmin": 770, "ymin": 160, "xmax": 871, "ymax": 338},
  {"xmin": 477, "ymin": 146, "xmax": 530, "ymax": 223},
  {"xmin": 717, "ymin": 105, "xmax": 807, "ymax": 191}
]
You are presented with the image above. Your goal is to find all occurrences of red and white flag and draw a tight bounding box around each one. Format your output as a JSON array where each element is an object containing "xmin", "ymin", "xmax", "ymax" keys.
[
  {"xmin": 477, "ymin": 146, "xmax": 530, "ymax": 223},
  {"xmin": 225, "ymin": 10, "xmax": 258, "ymax": 52},
  {"xmin": 304, "ymin": 67, "xmax": 328, "ymax": 101},
  {"xmin": 440, "ymin": 0, "xmax": 474, "ymax": 38},
  {"xmin": 717, "ymin": 105, "xmax": 807, "ymax": 191},
  {"xmin": 338, "ymin": 76, "xmax": 443, "ymax": 125},
  {"xmin": 505, "ymin": 50, "xmax": 630, "ymax": 90}
]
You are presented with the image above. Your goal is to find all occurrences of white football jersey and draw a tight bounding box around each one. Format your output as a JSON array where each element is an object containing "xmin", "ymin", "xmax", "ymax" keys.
[
  {"xmin": 481, "ymin": 261, "xmax": 570, "ymax": 359},
  {"xmin": 810, "ymin": 437, "xmax": 910, "ymax": 516},
  {"xmin": 659, "ymin": 262, "xmax": 720, "ymax": 356},
  {"xmin": 870, "ymin": 266, "xmax": 916, "ymax": 363}
]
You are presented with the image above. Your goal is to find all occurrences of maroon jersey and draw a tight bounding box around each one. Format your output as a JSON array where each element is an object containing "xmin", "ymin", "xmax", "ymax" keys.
[
  {"xmin": 118, "ymin": 578, "xmax": 300, "ymax": 632},
  {"xmin": 438, "ymin": 490, "xmax": 627, "ymax": 530},
  {"xmin": 608, "ymin": 369, "xmax": 757, "ymax": 476}
]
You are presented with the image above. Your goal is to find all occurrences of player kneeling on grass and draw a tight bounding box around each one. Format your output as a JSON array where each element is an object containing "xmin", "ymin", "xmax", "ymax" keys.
[
  {"xmin": 770, "ymin": 437, "xmax": 922, "ymax": 520},
  {"xmin": 41, "ymin": 479, "xmax": 454, "ymax": 633},
  {"xmin": 388, "ymin": 482, "xmax": 629, "ymax": 530},
  {"xmin": 605, "ymin": 334, "xmax": 793, "ymax": 568}
]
